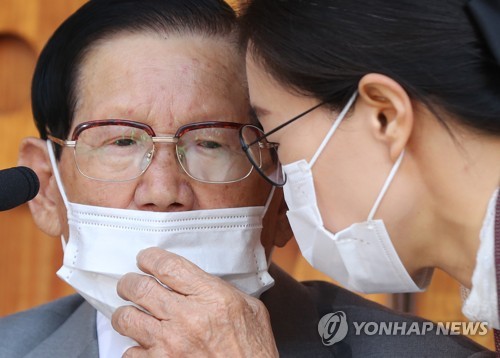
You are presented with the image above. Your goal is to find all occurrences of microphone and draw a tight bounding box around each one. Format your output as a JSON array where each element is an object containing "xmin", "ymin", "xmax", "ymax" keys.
[{"xmin": 0, "ymin": 166, "xmax": 40, "ymax": 211}]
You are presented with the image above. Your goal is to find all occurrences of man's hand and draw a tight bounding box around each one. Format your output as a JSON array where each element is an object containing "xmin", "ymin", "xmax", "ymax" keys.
[{"xmin": 112, "ymin": 247, "xmax": 278, "ymax": 357}]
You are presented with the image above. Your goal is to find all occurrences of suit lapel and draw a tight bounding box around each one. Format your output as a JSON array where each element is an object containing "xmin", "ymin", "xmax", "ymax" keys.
[
  {"xmin": 263, "ymin": 264, "xmax": 338, "ymax": 356},
  {"xmin": 25, "ymin": 300, "xmax": 99, "ymax": 358}
]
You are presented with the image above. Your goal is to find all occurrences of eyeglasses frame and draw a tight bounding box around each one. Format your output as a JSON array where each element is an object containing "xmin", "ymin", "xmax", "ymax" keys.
[
  {"xmin": 49, "ymin": 119, "xmax": 259, "ymax": 184},
  {"xmin": 239, "ymin": 101, "xmax": 327, "ymax": 187}
]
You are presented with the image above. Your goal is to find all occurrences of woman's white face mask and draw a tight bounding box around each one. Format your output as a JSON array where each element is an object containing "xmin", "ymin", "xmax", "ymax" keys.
[
  {"xmin": 281, "ymin": 92, "xmax": 433, "ymax": 294},
  {"xmin": 47, "ymin": 140, "xmax": 275, "ymax": 319}
]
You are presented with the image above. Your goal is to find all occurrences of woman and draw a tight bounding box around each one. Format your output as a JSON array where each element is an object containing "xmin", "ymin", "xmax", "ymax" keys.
[{"xmin": 237, "ymin": 0, "xmax": 500, "ymax": 344}]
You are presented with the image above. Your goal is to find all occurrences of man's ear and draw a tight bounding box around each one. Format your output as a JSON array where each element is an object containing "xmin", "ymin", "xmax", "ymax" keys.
[
  {"xmin": 273, "ymin": 190, "xmax": 292, "ymax": 248},
  {"xmin": 18, "ymin": 137, "xmax": 64, "ymax": 236},
  {"xmin": 262, "ymin": 188, "xmax": 292, "ymax": 249},
  {"xmin": 358, "ymin": 73, "xmax": 414, "ymax": 161}
]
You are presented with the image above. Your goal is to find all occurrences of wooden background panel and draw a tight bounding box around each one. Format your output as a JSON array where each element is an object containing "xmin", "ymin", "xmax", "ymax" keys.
[
  {"xmin": 0, "ymin": 0, "xmax": 86, "ymax": 317},
  {"xmin": 0, "ymin": 0, "xmax": 493, "ymax": 352}
]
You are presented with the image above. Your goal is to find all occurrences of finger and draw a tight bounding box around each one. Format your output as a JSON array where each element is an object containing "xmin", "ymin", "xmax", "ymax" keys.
[
  {"xmin": 136, "ymin": 247, "xmax": 232, "ymax": 296},
  {"xmin": 112, "ymin": 305, "xmax": 164, "ymax": 349},
  {"xmin": 117, "ymin": 272, "xmax": 183, "ymax": 319}
]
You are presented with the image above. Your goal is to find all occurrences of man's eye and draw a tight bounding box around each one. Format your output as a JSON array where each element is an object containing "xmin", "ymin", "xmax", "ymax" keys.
[
  {"xmin": 113, "ymin": 138, "xmax": 136, "ymax": 146},
  {"xmin": 198, "ymin": 141, "xmax": 222, "ymax": 149}
]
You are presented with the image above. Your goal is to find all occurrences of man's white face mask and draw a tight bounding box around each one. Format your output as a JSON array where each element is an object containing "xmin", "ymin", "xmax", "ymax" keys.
[
  {"xmin": 281, "ymin": 92, "xmax": 433, "ymax": 294},
  {"xmin": 47, "ymin": 140, "xmax": 275, "ymax": 319}
]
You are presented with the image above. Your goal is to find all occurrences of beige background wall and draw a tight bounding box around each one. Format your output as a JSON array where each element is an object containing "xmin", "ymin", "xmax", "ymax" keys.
[{"xmin": 0, "ymin": 0, "xmax": 492, "ymax": 350}]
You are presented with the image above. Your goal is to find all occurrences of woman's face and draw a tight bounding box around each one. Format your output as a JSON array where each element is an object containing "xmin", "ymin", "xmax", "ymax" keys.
[
  {"xmin": 245, "ymin": 52, "xmax": 426, "ymax": 273},
  {"xmin": 55, "ymin": 33, "xmax": 272, "ymax": 233},
  {"xmin": 246, "ymin": 54, "xmax": 398, "ymax": 231}
]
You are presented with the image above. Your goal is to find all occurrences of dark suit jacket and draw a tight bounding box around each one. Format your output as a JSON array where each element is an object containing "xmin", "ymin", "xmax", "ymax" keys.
[{"xmin": 0, "ymin": 264, "xmax": 494, "ymax": 357}]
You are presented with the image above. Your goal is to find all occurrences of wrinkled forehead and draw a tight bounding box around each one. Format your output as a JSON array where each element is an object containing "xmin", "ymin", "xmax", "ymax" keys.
[
  {"xmin": 71, "ymin": 31, "xmax": 248, "ymax": 129},
  {"xmin": 77, "ymin": 30, "xmax": 246, "ymax": 97}
]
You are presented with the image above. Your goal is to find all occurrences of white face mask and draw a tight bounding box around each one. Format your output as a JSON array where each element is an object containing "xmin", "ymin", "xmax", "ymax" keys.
[
  {"xmin": 282, "ymin": 92, "xmax": 432, "ymax": 294},
  {"xmin": 47, "ymin": 141, "xmax": 275, "ymax": 319}
]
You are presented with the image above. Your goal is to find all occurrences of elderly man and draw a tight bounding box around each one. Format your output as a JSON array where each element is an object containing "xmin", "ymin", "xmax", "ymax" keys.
[{"xmin": 0, "ymin": 0, "xmax": 492, "ymax": 357}]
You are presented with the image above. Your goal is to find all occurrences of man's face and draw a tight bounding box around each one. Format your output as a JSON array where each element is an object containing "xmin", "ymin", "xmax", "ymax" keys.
[{"xmin": 53, "ymin": 32, "xmax": 271, "ymax": 237}]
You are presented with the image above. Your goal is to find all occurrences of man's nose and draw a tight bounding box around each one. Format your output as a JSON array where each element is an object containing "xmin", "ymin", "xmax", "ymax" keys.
[{"xmin": 133, "ymin": 146, "xmax": 195, "ymax": 212}]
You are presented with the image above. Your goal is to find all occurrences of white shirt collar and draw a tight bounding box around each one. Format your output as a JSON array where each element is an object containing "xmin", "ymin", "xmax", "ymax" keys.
[
  {"xmin": 462, "ymin": 188, "xmax": 499, "ymax": 329},
  {"xmin": 96, "ymin": 311, "xmax": 136, "ymax": 357}
]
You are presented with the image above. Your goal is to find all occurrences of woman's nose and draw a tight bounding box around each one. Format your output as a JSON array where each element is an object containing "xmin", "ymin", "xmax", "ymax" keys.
[{"xmin": 133, "ymin": 145, "xmax": 195, "ymax": 212}]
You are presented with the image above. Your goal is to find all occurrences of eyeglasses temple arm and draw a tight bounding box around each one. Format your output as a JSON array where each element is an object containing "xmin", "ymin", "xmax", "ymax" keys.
[
  {"xmin": 47, "ymin": 135, "xmax": 76, "ymax": 148},
  {"xmin": 247, "ymin": 101, "xmax": 327, "ymax": 147}
]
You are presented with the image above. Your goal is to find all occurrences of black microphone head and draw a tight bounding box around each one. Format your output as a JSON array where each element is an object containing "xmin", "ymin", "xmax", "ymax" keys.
[{"xmin": 0, "ymin": 166, "xmax": 40, "ymax": 211}]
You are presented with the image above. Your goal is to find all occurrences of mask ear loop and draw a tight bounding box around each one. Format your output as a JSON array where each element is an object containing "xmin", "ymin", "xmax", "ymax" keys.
[
  {"xmin": 261, "ymin": 185, "xmax": 276, "ymax": 269},
  {"xmin": 262, "ymin": 186, "xmax": 276, "ymax": 217},
  {"xmin": 367, "ymin": 150, "xmax": 405, "ymax": 221},
  {"xmin": 46, "ymin": 140, "xmax": 71, "ymax": 250},
  {"xmin": 309, "ymin": 91, "xmax": 358, "ymax": 168}
]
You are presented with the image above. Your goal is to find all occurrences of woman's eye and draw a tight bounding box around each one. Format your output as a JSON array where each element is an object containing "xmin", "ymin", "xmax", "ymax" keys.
[{"xmin": 198, "ymin": 140, "xmax": 222, "ymax": 149}]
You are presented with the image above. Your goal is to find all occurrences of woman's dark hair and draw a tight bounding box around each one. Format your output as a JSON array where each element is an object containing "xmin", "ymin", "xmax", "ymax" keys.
[
  {"xmin": 239, "ymin": 0, "xmax": 500, "ymax": 135},
  {"xmin": 32, "ymin": 0, "xmax": 238, "ymax": 156}
]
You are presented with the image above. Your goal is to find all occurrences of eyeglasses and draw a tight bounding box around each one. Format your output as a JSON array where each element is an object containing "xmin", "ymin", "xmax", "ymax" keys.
[
  {"xmin": 49, "ymin": 119, "xmax": 263, "ymax": 183},
  {"xmin": 239, "ymin": 101, "xmax": 326, "ymax": 187}
]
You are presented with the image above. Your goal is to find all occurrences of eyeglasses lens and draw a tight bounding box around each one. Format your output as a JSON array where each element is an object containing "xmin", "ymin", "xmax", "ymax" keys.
[
  {"xmin": 176, "ymin": 126, "xmax": 253, "ymax": 183},
  {"xmin": 74, "ymin": 125, "xmax": 152, "ymax": 181}
]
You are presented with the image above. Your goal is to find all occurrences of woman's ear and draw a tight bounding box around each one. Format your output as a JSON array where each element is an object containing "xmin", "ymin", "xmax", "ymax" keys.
[
  {"xmin": 358, "ymin": 73, "xmax": 414, "ymax": 161},
  {"xmin": 18, "ymin": 137, "xmax": 64, "ymax": 236}
]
